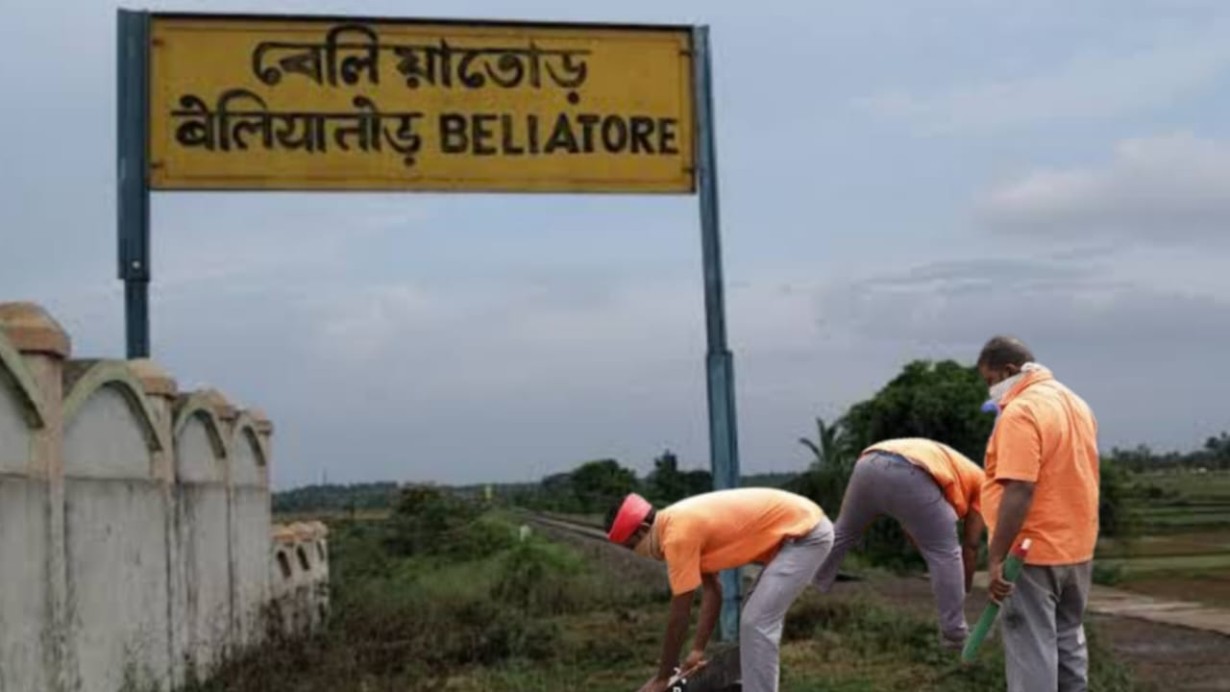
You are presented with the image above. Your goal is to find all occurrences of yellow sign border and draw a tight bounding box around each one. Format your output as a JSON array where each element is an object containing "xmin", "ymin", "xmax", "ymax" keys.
[{"xmin": 147, "ymin": 13, "xmax": 697, "ymax": 194}]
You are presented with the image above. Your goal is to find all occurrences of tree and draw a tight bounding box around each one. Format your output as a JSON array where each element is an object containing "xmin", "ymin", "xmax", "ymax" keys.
[
  {"xmin": 646, "ymin": 449, "xmax": 712, "ymax": 504},
  {"xmin": 799, "ymin": 417, "xmax": 844, "ymax": 471},
  {"xmin": 838, "ymin": 360, "xmax": 994, "ymax": 464},
  {"xmin": 647, "ymin": 449, "xmax": 685, "ymax": 502},
  {"xmin": 568, "ymin": 459, "xmax": 638, "ymax": 513},
  {"xmin": 789, "ymin": 417, "xmax": 855, "ymax": 528}
]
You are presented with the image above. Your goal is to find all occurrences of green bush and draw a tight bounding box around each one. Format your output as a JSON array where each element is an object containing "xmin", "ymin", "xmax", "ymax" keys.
[{"xmin": 493, "ymin": 538, "xmax": 586, "ymax": 614}]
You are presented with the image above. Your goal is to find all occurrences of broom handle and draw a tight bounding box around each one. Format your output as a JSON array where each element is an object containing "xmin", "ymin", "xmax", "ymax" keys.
[{"xmin": 961, "ymin": 538, "xmax": 1031, "ymax": 663}]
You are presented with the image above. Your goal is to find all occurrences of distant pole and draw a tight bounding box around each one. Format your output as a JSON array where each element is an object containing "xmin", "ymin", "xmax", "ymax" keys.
[
  {"xmin": 692, "ymin": 25, "xmax": 743, "ymax": 643},
  {"xmin": 117, "ymin": 9, "xmax": 151, "ymax": 359}
]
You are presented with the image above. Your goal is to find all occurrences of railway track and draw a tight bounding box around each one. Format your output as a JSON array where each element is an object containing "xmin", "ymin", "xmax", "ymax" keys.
[{"xmin": 520, "ymin": 511, "xmax": 609, "ymax": 541}]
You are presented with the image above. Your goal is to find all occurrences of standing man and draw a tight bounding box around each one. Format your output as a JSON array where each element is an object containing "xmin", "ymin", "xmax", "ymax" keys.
[
  {"xmin": 605, "ymin": 488, "xmax": 833, "ymax": 692},
  {"xmin": 978, "ymin": 335, "xmax": 1100, "ymax": 691},
  {"xmin": 811, "ymin": 438, "xmax": 986, "ymax": 649}
]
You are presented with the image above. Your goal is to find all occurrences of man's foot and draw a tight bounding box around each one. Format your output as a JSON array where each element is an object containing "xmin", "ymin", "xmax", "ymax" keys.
[{"xmin": 940, "ymin": 633, "xmax": 967, "ymax": 651}]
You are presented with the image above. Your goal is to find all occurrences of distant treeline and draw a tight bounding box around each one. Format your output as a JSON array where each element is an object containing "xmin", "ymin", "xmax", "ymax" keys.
[
  {"xmin": 273, "ymin": 482, "xmax": 401, "ymax": 515},
  {"xmin": 271, "ymin": 459, "xmax": 796, "ymax": 516},
  {"xmin": 1106, "ymin": 432, "xmax": 1230, "ymax": 472}
]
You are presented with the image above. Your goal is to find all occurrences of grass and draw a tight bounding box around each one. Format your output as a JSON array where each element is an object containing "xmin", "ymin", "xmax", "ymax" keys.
[
  {"xmin": 1133, "ymin": 470, "xmax": 1230, "ymax": 500},
  {"xmin": 778, "ymin": 594, "xmax": 1134, "ymax": 691},
  {"xmin": 1093, "ymin": 470, "xmax": 1230, "ymax": 606},
  {"xmin": 1101, "ymin": 551, "xmax": 1230, "ymax": 571},
  {"xmin": 182, "ymin": 498, "xmax": 1141, "ymax": 692}
]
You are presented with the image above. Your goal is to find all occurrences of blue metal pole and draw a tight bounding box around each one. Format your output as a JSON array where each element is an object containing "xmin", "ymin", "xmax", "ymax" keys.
[
  {"xmin": 117, "ymin": 9, "xmax": 151, "ymax": 359},
  {"xmin": 692, "ymin": 25, "xmax": 743, "ymax": 643}
]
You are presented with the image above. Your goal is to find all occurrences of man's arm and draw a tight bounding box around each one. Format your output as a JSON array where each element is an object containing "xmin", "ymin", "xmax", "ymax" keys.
[
  {"xmin": 653, "ymin": 591, "xmax": 696, "ymax": 682},
  {"xmin": 689, "ymin": 574, "xmax": 722, "ymax": 657},
  {"xmin": 961, "ymin": 511, "xmax": 986, "ymax": 593},
  {"xmin": 987, "ymin": 481, "xmax": 1035, "ymax": 602}
]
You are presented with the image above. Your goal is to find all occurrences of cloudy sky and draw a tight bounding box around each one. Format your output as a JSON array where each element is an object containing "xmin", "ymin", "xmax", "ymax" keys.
[{"xmin": 4, "ymin": 0, "xmax": 1229, "ymax": 488}]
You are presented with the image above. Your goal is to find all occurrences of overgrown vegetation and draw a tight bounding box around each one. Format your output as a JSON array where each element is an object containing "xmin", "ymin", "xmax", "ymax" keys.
[
  {"xmin": 195, "ymin": 483, "xmax": 1139, "ymax": 691},
  {"xmin": 189, "ymin": 486, "xmax": 669, "ymax": 691},
  {"xmin": 778, "ymin": 595, "xmax": 1135, "ymax": 691}
]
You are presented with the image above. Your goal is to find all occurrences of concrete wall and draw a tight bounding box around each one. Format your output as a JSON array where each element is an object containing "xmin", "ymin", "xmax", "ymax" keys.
[
  {"xmin": 229, "ymin": 417, "xmax": 271, "ymax": 648},
  {"xmin": 172, "ymin": 398, "xmax": 232, "ymax": 680},
  {"xmin": 270, "ymin": 522, "xmax": 330, "ymax": 637},
  {"xmin": 0, "ymin": 302, "xmax": 320, "ymax": 692},
  {"xmin": 0, "ymin": 331, "xmax": 53, "ymax": 692},
  {"xmin": 63, "ymin": 363, "xmax": 173, "ymax": 691}
]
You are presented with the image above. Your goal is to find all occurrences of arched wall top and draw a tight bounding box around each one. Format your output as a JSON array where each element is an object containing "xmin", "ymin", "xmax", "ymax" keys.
[
  {"xmin": 173, "ymin": 392, "xmax": 229, "ymax": 460},
  {"xmin": 230, "ymin": 412, "xmax": 269, "ymax": 469},
  {"xmin": 0, "ymin": 330, "xmax": 47, "ymax": 428},
  {"xmin": 62, "ymin": 360, "xmax": 164, "ymax": 453}
]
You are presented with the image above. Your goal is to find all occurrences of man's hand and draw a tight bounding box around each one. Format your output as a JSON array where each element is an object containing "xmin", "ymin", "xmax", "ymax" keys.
[
  {"xmin": 988, "ymin": 556, "xmax": 1014, "ymax": 604},
  {"xmin": 637, "ymin": 674, "xmax": 671, "ymax": 692},
  {"xmin": 962, "ymin": 545, "xmax": 978, "ymax": 594},
  {"xmin": 961, "ymin": 511, "xmax": 985, "ymax": 594},
  {"xmin": 683, "ymin": 649, "xmax": 708, "ymax": 673},
  {"xmin": 986, "ymin": 481, "xmax": 1034, "ymax": 604}
]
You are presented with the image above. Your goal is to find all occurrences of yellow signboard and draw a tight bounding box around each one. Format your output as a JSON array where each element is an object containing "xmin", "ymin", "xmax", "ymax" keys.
[{"xmin": 147, "ymin": 15, "xmax": 695, "ymax": 193}]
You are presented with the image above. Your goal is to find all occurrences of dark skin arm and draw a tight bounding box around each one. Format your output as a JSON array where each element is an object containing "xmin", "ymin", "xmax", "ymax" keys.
[
  {"xmin": 652, "ymin": 591, "xmax": 696, "ymax": 683},
  {"xmin": 684, "ymin": 574, "xmax": 722, "ymax": 667},
  {"xmin": 987, "ymin": 481, "xmax": 1035, "ymax": 603},
  {"xmin": 961, "ymin": 510, "xmax": 986, "ymax": 593}
]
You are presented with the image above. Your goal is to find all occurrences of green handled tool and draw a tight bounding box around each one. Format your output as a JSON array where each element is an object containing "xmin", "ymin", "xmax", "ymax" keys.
[{"xmin": 961, "ymin": 538, "xmax": 1032, "ymax": 663}]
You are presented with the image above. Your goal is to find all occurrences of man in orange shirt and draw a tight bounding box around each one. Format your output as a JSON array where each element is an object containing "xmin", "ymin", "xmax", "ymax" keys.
[
  {"xmin": 978, "ymin": 335, "xmax": 1099, "ymax": 692},
  {"xmin": 811, "ymin": 438, "xmax": 986, "ymax": 649},
  {"xmin": 605, "ymin": 488, "xmax": 832, "ymax": 692}
]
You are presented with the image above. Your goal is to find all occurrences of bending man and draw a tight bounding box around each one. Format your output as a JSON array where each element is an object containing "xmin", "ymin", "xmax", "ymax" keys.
[
  {"xmin": 811, "ymin": 438, "xmax": 986, "ymax": 649},
  {"xmin": 606, "ymin": 488, "xmax": 832, "ymax": 692}
]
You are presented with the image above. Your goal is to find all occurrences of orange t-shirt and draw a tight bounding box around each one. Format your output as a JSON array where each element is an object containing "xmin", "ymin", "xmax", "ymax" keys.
[
  {"xmin": 982, "ymin": 367, "xmax": 1100, "ymax": 565},
  {"xmin": 864, "ymin": 438, "xmax": 985, "ymax": 519},
  {"xmin": 655, "ymin": 488, "xmax": 824, "ymax": 595}
]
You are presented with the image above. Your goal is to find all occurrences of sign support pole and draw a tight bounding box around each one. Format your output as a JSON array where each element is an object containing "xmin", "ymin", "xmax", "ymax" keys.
[
  {"xmin": 693, "ymin": 25, "xmax": 743, "ymax": 643},
  {"xmin": 118, "ymin": 9, "xmax": 152, "ymax": 359}
]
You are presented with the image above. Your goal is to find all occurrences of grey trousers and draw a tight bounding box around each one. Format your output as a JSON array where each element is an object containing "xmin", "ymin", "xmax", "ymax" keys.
[
  {"xmin": 812, "ymin": 451, "xmax": 969, "ymax": 645},
  {"xmin": 1001, "ymin": 562, "xmax": 1092, "ymax": 692},
  {"xmin": 741, "ymin": 517, "xmax": 834, "ymax": 692}
]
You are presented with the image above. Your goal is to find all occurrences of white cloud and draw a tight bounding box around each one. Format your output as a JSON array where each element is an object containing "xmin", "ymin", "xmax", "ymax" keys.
[
  {"xmin": 855, "ymin": 26, "xmax": 1230, "ymax": 135},
  {"xmin": 979, "ymin": 132, "xmax": 1230, "ymax": 242},
  {"xmin": 810, "ymin": 253, "xmax": 1230, "ymax": 453}
]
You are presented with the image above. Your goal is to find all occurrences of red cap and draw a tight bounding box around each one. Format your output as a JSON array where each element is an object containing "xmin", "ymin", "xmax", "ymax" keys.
[{"xmin": 607, "ymin": 493, "xmax": 653, "ymax": 544}]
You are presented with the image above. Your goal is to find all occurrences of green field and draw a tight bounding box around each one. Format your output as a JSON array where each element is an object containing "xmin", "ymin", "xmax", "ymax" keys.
[
  {"xmin": 1104, "ymin": 470, "xmax": 1230, "ymax": 605},
  {"xmin": 1132, "ymin": 470, "xmax": 1230, "ymax": 498}
]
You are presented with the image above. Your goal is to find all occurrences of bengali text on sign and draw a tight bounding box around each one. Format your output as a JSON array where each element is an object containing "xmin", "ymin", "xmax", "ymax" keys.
[{"xmin": 147, "ymin": 16, "xmax": 696, "ymax": 192}]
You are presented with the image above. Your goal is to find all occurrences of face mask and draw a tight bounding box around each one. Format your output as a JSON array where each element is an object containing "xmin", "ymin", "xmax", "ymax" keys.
[{"xmin": 989, "ymin": 372, "xmax": 1024, "ymax": 402}]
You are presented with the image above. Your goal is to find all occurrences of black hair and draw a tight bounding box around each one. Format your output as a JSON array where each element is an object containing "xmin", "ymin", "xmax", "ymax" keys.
[
  {"xmin": 603, "ymin": 502, "xmax": 621, "ymax": 533},
  {"xmin": 977, "ymin": 336, "xmax": 1034, "ymax": 370}
]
